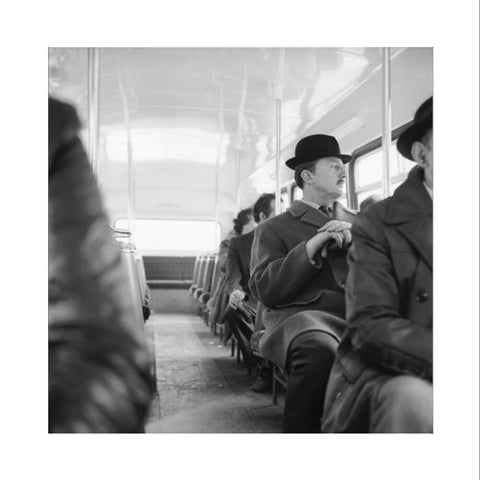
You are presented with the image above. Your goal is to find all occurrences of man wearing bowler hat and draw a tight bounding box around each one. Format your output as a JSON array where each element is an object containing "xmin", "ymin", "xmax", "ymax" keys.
[
  {"xmin": 249, "ymin": 134, "xmax": 356, "ymax": 432},
  {"xmin": 322, "ymin": 97, "xmax": 433, "ymax": 433}
]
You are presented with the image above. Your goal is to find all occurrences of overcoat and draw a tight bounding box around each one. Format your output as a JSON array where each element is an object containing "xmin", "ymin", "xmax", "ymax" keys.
[
  {"xmin": 225, "ymin": 230, "xmax": 254, "ymax": 297},
  {"xmin": 49, "ymin": 97, "xmax": 151, "ymax": 432},
  {"xmin": 249, "ymin": 200, "xmax": 356, "ymax": 369},
  {"xmin": 322, "ymin": 168, "xmax": 432, "ymax": 432}
]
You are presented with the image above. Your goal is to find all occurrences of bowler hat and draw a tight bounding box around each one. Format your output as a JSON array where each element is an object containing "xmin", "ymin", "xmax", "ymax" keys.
[
  {"xmin": 285, "ymin": 134, "xmax": 352, "ymax": 170},
  {"xmin": 397, "ymin": 97, "xmax": 433, "ymax": 161}
]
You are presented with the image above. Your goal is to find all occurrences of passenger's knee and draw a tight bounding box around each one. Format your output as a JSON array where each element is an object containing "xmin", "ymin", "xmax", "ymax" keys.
[
  {"xmin": 288, "ymin": 331, "xmax": 338, "ymax": 376},
  {"xmin": 373, "ymin": 375, "xmax": 433, "ymax": 432},
  {"xmin": 378, "ymin": 376, "xmax": 432, "ymax": 406}
]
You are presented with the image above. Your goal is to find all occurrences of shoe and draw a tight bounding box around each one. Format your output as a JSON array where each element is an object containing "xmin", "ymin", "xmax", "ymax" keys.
[{"xmin": 251, "ymin": 374, "xmax": 272, "ymax": 393}]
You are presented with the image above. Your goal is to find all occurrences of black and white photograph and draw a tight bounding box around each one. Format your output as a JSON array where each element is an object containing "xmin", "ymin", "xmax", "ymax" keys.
[{"xmin": 3, "ymin": 1, "xmax": 479, "ymax": 479}]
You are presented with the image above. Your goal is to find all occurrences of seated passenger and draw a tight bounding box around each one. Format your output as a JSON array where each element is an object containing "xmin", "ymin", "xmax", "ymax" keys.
[
  {"xmin": 224, "ymin": 193, "xmax": 276, "ymax": 390},
  {"xmin": 207, "ymin": 208, "xmax": 256, "ymax": 336},
  {"xmin": 249, "ymin": 134, "xmax": 356, "ymax": 433},
  {"xmin": 49, "ymin": 97, "xmax": 152, "ymax": 432},
  {"xmin": 322, "ymin": 97, "xmax": 433, "ymax": 433}
]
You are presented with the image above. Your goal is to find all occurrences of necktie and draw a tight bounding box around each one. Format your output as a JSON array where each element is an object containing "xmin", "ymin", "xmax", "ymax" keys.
[{"xmin": 319, "ymin": 205, "xmax": 333, "ymax": 218}]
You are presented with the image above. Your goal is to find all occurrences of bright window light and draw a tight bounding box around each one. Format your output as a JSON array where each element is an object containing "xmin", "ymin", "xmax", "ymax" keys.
[
  {"xmin": 106, "ymin": 127, "xmax": 227, "ymax": 164},
  {"xmin": 355, "ymin": 142, "xmax": 415, "ymax": 191},
  {"xmin": 114, "ymin": 218, "xmax": 221, "ymax": 254}
]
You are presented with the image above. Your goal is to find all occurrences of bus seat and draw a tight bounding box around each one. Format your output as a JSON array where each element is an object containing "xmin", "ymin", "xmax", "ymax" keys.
[{"xmin": 250, "ymin": 330, "xmax": 287, "ymax": 404}]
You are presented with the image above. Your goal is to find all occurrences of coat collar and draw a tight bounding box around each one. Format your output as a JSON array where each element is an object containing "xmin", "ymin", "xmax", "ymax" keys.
[
  {"xmin": 385, "ymin": 167, "xmax": 433, "ymax": 269},
  {"xmin": 288, "ymin": 200, "xmax": 331, "ymax": 228},
  {"xmin": 288, "ymin": 199, "xmax": 354, "ymax": 228},
  {"xmin": 385, "ymin": 167, "xmax": 432, "ymax": 225}
]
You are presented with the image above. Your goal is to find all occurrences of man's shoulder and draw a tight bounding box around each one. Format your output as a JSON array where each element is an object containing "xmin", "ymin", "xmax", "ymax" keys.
[
  {"xmin": 257, "ymin": 211, "xmax": 295, "ymax": 232},
  {"xmin": 230, "ymin": 230, "xmax": 254, "ymax": 249}
]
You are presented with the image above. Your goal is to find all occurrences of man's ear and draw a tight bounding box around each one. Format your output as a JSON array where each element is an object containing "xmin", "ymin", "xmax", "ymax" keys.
[
  {"xmin": 301, "ymin": 169, "xmax": 313, "ymax": 185},
  {"xmin": 411, "ymin": 141, "xmax": 427, "ymax": 167}
]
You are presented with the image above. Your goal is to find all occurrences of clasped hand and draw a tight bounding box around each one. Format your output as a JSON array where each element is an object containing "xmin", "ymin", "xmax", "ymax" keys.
[
  {"xmin": 306, "ymin": 220, "xmax": 352, "ymax": 260},
  {"xmin": 229, "ymin": 289, "xmax": 245, "ymax": 309}
]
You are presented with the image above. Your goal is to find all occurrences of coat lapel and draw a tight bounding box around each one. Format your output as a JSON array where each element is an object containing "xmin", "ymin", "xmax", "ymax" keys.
[
  {"xmin": 288, "ymin": 199, "xmax": 357, "ymax": 228},
  {"xmin": 288, "ymin": 200, "xmax": 330, "ymax": 229},
  {"xmin": 396, "ymin": 218, "xmax": 433, "ymax": 270},
  {"xmin": 385, "ymin": 169, "xmax": 433, "ymax": 270}
]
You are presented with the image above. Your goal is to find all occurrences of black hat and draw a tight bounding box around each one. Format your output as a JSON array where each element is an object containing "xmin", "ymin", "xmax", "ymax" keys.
[
  {"xmin": 397, "ymin": 97, "xmax": 433, "ymax": 161},
  {"xmin": 285, "ymin": 134, "xmax": 352, "ymax": 170}
]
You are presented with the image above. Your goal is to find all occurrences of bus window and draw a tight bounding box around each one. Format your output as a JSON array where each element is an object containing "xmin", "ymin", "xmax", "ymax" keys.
[
  {"xmin": 114, "ymin": 218, "xmax": 221, "ymax": 254},
  {"xmin": 353, "ymin": 140, "xmax": 415, "ymax": 206}
]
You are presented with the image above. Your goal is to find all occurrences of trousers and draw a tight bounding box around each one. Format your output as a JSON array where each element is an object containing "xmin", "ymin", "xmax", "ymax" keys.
[
  {"xmin": 224, "ymin": 306, "xmax": 256, "ymax": 367},
  {"xmin": 370, "ymin": 375, "xmax": 433, "ymax": 433},
  {"xmin": 283, "ymin": 330, "xmax": 339, "ymax": 433}
]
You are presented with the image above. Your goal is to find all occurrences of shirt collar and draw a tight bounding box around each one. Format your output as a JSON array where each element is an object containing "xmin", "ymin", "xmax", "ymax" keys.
[{"xmin": 301, "ymin": 199, "xmax": 335, "ymax": 212}]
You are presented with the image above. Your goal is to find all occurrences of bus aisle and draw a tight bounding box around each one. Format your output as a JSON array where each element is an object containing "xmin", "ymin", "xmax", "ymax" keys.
[{"xmin": 145, "ymin": 313, "xmax": 283, "ymax": 433}]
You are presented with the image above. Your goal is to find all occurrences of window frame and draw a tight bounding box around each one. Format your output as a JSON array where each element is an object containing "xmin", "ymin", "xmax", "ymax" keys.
[
  {"xmin": 347, "ymin": 121, "xmax": 414, "ymax": 210},
  {"xmin": 113, "ymin": 217, "xmax": 222, "ymax": 256}
]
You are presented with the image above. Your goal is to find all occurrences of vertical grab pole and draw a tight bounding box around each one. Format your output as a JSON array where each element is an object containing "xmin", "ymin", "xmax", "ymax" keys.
[
  {"xmin": 274, "ymin": 48, "xmax": 285, "ymax": 214},
  {"xmin": 274, "ymin": 98, "xmax": 282, "ymax": 214},
  {"xmin": 118, "ymin": 75, "xmax": 135, "ymax": 236},
  {"xmin": 87, "ymin": 48, "xmax": 100, "ymax": 178},
  {"xmin": 215, "ymin": 83, "xmax": 225, "ymax": 248},
  {"xmin": 235, "ymin": 149, "xmax": 241, "ymax": 213},
  {"xmin": 382, "ymin": 47, "xmax": 392, "ymax": 199}
]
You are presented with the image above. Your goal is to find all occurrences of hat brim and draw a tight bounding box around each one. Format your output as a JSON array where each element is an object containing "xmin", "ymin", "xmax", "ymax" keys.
[
  {"xmin": 286, "ymin": 153, "xmax": 352, "ymax": 170},
  {"xmin": 397, "ymin": 116, "xmax": 432, "ymax": 161}
]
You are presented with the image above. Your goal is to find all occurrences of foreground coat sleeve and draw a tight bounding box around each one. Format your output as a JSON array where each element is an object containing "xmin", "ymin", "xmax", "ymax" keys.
[
  {"xmin": 48, "ymin": 98, "xmax": 152, "ymax": 432},
  {"xmin": 345, "ymin": 213, "xmax": 432, "ymax": 380},
  {"xmin": 249, "ymin": 221, "xmax": 321, "ymax": 308},
  {"xmin": 225, "ymin": 241, "xmax": 244, "ymax": 296}
]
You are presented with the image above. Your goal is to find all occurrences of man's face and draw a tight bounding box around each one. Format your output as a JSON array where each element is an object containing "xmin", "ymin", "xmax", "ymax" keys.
[
  {"xmin": 412, "ymin": 129, "xmax": 433, "ymax": 189},
  {"xmin": 242, "ymin": 216, "xmax": 257, "ymax": 234},
  {"xmin": 309, "ymin": 157, "xmax": 347, "ymax": 199}
]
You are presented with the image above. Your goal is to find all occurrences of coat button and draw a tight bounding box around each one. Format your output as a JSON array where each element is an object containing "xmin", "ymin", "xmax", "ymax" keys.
[{"xmin": 416, "ymin": 291, "xmax": 429, "ymax": 302}]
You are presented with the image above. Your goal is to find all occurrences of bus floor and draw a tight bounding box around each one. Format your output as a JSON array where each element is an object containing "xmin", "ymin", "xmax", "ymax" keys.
[{"xmin": 144, "ymin": 313, "xmax": 284, "ymax": 433}]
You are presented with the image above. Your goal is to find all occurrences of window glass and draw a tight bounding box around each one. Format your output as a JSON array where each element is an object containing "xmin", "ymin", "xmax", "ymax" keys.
[
  {"xmin": 355, "ymin": 141, "xmax": 415, "ymax": 190},
  {"xmin": 356, "ymin": 148, "xmax": 384, "ymax": 188},
  {"xmin": 357, "ymin": 188, "xmax": 383, "ymax": 208},
  {"xmin": 354, "ymin": 140, "xmax": 416, "ymax": 206},
  {"xmin": 114, "ymin": 219, "xmax": 221, "ymax": 254}
]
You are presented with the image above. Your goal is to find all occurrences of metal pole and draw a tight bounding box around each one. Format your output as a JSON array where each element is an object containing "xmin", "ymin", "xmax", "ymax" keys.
[
  {"xmin": 275, "ymin": 98, "xmax": 282, "ymax": 214},
  {"xmin": 235, "ymin": 149, "xmax": 241, "ymax": 213},
  {"xmin": 87, "ymin": 48, "xmax": 100, "ymax": 178},
  {"xmin": 274, "ymin": 48, "xmax": 285, "ymax": 214},
  {"xmin": 382, "ymin": 47, "xmax": 392, "ymax": 199},
  {"xmin": 214, "ymin": 84, "xmax": 224, "ymax": 248},
  {"xmin": 118, "ymin": 75, "xmax": 135, "ymax": 235}
]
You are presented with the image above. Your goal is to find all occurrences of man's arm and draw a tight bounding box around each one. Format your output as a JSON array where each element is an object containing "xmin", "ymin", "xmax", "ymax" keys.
[
  {"xmin": 249, "ymin": 222, "xmax": 323, "ymax": 308},
  {"xmin": 225, "ymin": 240, "xmax": 244, "ymax": 296},
  {"xmin": 225, "ymin": 240, "xmax": 246, "ymax": 308},
  {"xmin": 345, "ymin": 213, "xmax": 432, "ymax": 380}
]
